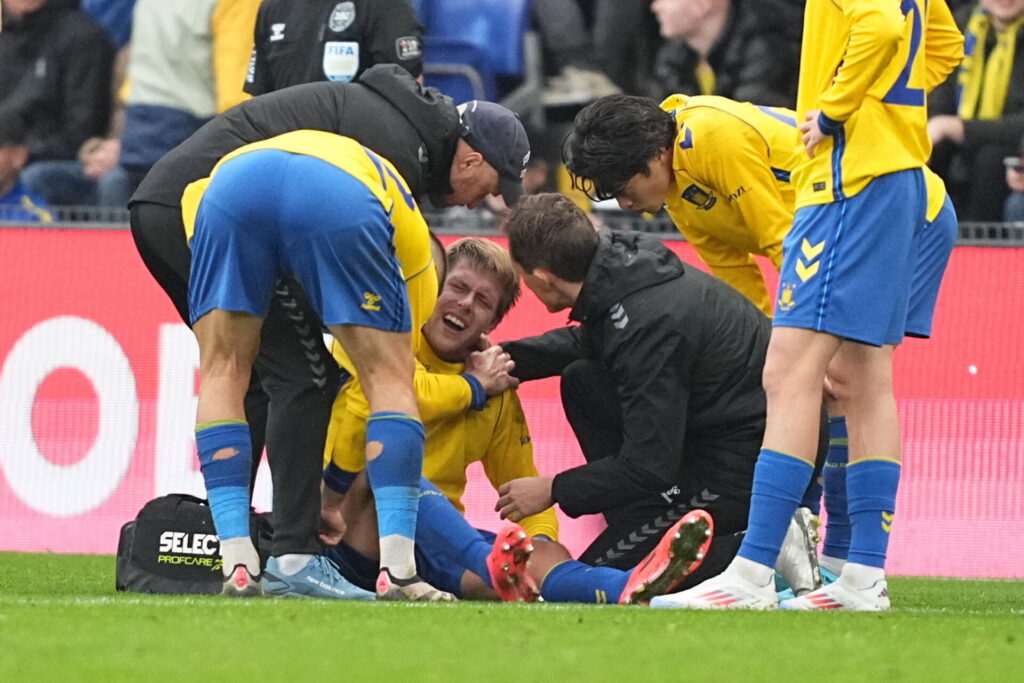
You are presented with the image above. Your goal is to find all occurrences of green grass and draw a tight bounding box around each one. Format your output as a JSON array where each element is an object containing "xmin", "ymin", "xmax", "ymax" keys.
[{"xmin": 2, "ymin": 553, "xmax": 1022, "ymax": 682}]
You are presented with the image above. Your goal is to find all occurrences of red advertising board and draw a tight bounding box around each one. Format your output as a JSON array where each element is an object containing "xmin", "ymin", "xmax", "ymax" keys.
[{"xmin": 1, "ymin": 226, "xmax": 1022, "ymax": 577}]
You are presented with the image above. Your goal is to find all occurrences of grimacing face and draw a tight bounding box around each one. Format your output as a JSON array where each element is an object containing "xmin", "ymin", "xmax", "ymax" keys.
[{"xmin": 422, "ymin": 259, "xmax": 504, "ymax": 362}]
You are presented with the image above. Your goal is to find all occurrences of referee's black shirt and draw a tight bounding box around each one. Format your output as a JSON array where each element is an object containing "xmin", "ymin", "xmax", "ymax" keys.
[{"xmin": 245, "ymin": 0, "xmax": 423, "ymax": 95}]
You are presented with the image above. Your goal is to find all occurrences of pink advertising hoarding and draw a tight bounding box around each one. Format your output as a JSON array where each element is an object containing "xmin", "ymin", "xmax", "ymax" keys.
[{"xmin": 1, "ymin": 226, "xmax": 1021, "ymax": 577}]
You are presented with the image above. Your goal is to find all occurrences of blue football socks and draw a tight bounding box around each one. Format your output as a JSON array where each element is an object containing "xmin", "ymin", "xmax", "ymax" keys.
[
  {"xmin": 846, "ymin": 459, "xmax": 900, "ymax": 568},
  {"xmin": 195, "ymin": 420, "xmax": 252, "ymax": 540},
  {"xmin": 737, "ymin": 449, "xmax": 815, "ymax": 568},
  {"xmin": 365, "ymin": 412, "xmax": 425, "ymax": 541},
  {"xmin": 822, "ymin": 417, "xmax": 851, "ymax": 560},
  {"xmin": 415, "ymin": 477, "xmax": 493, "ymax": 586},
  {"xmin": 540, "ymin": 561, "xmax": 629, "ymax": 604}
]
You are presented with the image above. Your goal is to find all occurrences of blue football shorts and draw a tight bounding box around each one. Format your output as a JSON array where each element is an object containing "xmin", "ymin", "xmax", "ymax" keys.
[
  {"xmin": 905, "ymin": 194, "xmax": 957, "ymax": 338},
  {"xmin": 188, "ymin": 149, "xmax": 410, "ymax": 333},
  {"xmin": 774, "ymin": 168, "xmax": 926, "ymax": 346}
]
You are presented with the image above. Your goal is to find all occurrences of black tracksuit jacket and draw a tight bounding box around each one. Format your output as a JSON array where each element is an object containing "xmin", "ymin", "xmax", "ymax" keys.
[
  {"xmin": 130, "ymin": 63, "xmax": 461, "ymax": 211},
  {"xmin": 504, "ymin": 230, "xmax": 770, "ymax": 518}
]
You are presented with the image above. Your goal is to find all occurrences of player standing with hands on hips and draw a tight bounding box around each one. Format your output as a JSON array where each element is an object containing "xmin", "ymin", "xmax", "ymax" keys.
[{"xmin": 654, "ymin": 0, "xmax": 963, "ymax": 611}]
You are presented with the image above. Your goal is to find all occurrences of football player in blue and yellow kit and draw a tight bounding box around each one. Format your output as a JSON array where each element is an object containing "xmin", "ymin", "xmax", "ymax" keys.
[
  {"xmin": 319, "ymin": 238, "xmax": 560, "ymax": 599},
  {"xmin": 655, "ymin": 0, "xmax": 963, "ymax": 611},
  {"xmin": 182, "ymin": 129, "xmax": 446, "ymax": 599}
]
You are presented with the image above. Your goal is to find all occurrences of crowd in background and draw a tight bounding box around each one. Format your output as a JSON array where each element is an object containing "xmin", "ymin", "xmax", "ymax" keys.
[{"xmin": 1, "ymin": 0, "xmax": 1022, "ymax": 224}]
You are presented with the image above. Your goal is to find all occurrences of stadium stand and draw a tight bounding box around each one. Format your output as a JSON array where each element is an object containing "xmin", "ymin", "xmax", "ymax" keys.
[{"xmin": 420, "ymin": 0, "xmax": 544, "ymax": 126}]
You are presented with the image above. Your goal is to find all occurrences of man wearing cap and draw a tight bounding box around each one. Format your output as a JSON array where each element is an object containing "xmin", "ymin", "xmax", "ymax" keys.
[{"xmin": 129, "ymin": 64, "xmax": 529, "ymax": 598}]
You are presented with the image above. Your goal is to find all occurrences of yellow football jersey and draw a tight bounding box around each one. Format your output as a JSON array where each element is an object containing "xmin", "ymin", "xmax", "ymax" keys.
[
  {"xmin": 327, "ymin": 341, "xmax": 559, "ymax": 541},
  {"xmin": 660, "ymin": 95, "xmax": 804, "ymax": 315},
  {"xmin": 793, "ymin": 0, "xmax": 962, "ymax": 208}
]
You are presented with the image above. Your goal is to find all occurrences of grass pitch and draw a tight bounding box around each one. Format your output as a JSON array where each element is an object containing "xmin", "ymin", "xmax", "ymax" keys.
[{"xmin": 1, "ymin": 552, "xmax": 1021, "ymax": 682}]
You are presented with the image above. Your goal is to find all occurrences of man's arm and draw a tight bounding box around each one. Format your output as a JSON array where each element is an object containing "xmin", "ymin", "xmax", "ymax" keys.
[
  {"xmin": 818, "ymin": 0, "xmax": 905, "ymax": 126},
  {"xmin": 502, "ymin": 326, "xmax": 586, "ymax": 382},
  {"xmin": 922, "ymin": 0, "xmax": 964, "ymax": 94},
  {"xmin": 550, "ymin": 308, "xmax": 694, "ymax": 517}
]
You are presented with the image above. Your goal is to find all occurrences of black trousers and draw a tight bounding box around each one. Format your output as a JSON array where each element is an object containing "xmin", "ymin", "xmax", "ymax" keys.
[
  {"xmin": 130, "ymin": 202, "xmax": 340, "ymax": 556},
  {"xmin": 560, "ymin": 359, "xmax": 753, "ymax": 570}
]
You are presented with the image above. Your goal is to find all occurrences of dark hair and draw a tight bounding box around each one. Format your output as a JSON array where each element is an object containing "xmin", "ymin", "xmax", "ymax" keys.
[
  {"xmin": 562, "ymin": 95, "xmax": 676, "ymax": 201},
  {"xmin": 504, "ymin": 193, "xmax": 598, "ymax": 283},
  {"xmin": 0, "ymin": 111, "xmax": 27, "ymax": 147},
  {"xmin": 445, "ymin": 237, "xmax": 521, "ymax": 325}
]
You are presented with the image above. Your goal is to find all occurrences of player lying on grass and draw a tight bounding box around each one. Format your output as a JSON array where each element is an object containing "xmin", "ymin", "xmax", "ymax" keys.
[
  {"xmin": 564, "ymin": 90, "xmax": 961, "ymax": 593},
  {"xmin": 315, "ymin": 237, "xmax": 556, "ymax": 599}
]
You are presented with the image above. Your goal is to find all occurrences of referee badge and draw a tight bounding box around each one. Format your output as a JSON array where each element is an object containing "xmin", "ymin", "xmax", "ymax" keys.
[{"xmin": 328, "ymin": 2, "xmax": 355, "ymax": 32}]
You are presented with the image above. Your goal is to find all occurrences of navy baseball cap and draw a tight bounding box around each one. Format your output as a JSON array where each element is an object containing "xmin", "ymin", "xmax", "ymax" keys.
[{"xmin": 459, "ymin": 101, "xmax": 531, "ymax": 207}]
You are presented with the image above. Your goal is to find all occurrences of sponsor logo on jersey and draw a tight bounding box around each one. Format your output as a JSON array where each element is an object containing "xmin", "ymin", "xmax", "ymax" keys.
[
  {"xmin": 361, "ymin": 292, "xmax": 382, "ymax": 311},
  {"xmin": 395, "ymin": 35, "xmax": 422, "ymax": 60},
  {"xmin": 270, "ymin": 23, "xmax": 286, "ymax": 41},
  {"xmin": 726, "ymin": 186, "xmax": 747, "ymax": 202},
  {"xmin": 681, "ymin": 184, "xmax": 716, "ymax": 210},
  {"xmin": 777, "ymin": 282, "xmax": 796, "ymax": 312},
  {"xmin": 329, "ymin": 2, "xmax": 356, "ymax": 32},
  {"xmin": 813, "ymin": 181, "xmax": 827, "ymax": 192}
]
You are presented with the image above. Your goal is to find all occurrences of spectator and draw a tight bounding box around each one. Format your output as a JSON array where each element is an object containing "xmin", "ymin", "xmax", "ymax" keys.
[
  {"xmin": 0, "ymin": 111, "xmax": 52, "ymax": 222},
  {"xmin": 82, "ymin": 0, "xmax": 135, "ymax": 50},
  {"xmin": 1005, "ymin": 142, "xmax": 1024, "ymax": 221},
  {"xmin": 650, "ymin": 0, "xmax": 804, "ymax": 107},
  {"xmin": 533, "ymin": 0, "xmax": 621, "ymax": 106},
  {"xmin": 18, "ymin": 0, "xmax": 259, "ymax": 208},
  {"xmin": 0, "ymin": 0, "xmax": 115, "ymax": 204},
  {"xmin": 245, "ymin": 0, "xmax": 423, "ymax": 95},
  {"xmin": 929, "ymin": 0, "xmax": 1024, "ymax": 221}
]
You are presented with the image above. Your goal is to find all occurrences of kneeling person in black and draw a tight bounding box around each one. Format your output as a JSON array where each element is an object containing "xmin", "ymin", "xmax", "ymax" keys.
[{"xmin": 498, "ymin": 193, "xmax": 769, "ymax": 576}]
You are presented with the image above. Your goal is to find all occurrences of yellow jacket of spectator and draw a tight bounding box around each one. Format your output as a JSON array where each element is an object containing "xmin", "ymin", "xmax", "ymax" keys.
[{"xmin": 327, "ymin": 340, "xmax": 560, "ymax": 542}]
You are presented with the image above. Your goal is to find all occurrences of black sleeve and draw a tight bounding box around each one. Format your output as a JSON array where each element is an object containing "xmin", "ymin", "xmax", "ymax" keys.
[
  {"xmin": 364, "ymin": 0, "xmax": 423, "ymax": 78},
  {"xmin": 35, "ymin": 21, "xmax": 114, "ymax": 160},
  {"xmin": 501, "ymin": 327, "xmax": 586, "ymax": 382},
  {"xmin": 551, "ymin": 309, "xmax": 694, "ymax": 518},
  {"xmin": 244, "ymin": 5, "xmax": 272, "ymax": 96},
  {"xmin": 963, "ymin": 111, "xmax": 1024, "ymax": 150}
]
